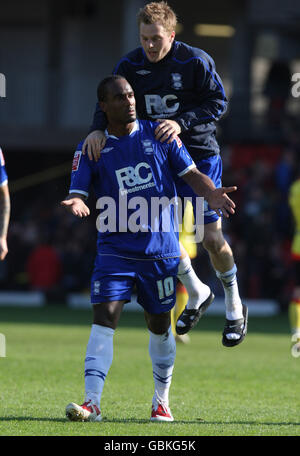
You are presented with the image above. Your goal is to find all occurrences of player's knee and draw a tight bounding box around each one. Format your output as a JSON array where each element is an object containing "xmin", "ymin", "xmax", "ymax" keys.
[
  {"xmin": 145, "ymin": 311, "xmax": 171, "ymax": 334},
  {"xmin": 92, "ymin": 302, "xmax": 122, "ymax": 329},
  {"xmin": 202, "ymin": 233, "xmax": 225, "ymax": 254}
]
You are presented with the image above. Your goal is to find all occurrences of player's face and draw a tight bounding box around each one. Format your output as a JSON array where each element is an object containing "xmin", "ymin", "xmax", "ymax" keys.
[
  {"xmin": 140, "ymin": 22, "xmax": 175, "ymax": 63},
  {"xmin": 102, "ymin": 79, "xmax": 136, "ymax": 125}
]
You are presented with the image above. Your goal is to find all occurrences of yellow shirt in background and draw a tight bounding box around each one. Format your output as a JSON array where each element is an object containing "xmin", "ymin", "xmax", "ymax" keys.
[
  {"xmin": 179, "ymin": 201, "xmax": 197, "ymax": 259},
  {"xmin": 289, "ymin": 179, "xmax": 300, "ymax": 259}
]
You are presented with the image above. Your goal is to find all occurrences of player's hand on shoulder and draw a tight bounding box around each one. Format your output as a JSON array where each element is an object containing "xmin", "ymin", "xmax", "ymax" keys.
[
  {"xmin": 61, "ymin": 197, "xmax": 90, "ymax": 218},
  {"xmin": 155, "ymin": 119, "xmax": 181, "ymax": 144},
  {"xmin": 82, "ymin": 130, "xmax": 107, "ymax": 162},
  {"xmin": 207, "ymin": 186, "xmax": 237, "ymax": 218}
]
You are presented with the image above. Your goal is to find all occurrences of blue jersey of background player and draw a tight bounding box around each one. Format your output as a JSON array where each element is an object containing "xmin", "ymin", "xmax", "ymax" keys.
[
  {"xmin": 63, "ymin": 75, "xmax": 237, "ymax": 424},
  {"xmin": 86, "ymin": 39, "xmax": 226, "ymax": 222},
  {"xmin": 87, "ymin": 36, "xmax": 226, "ymax": 224}
]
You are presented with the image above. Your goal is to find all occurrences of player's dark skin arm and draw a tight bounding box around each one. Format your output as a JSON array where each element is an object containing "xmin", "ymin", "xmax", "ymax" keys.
[{"xmin": 182, "ymin": 167, "xmax": 237, "ymax": 218}]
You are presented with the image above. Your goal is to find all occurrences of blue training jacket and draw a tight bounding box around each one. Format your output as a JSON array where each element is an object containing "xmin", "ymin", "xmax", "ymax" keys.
[{"xmin": 90, "ymin": 40, "xmax": 228, "ymax": 161}]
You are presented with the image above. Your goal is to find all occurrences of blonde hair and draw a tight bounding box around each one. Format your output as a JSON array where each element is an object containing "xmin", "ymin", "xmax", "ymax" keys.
[{"xmin": 137, "ymin": 1, "xmax": 177, "ymax": 33}]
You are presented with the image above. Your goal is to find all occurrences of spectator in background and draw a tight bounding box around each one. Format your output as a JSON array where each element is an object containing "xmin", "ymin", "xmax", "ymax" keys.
[
  {"xmin": 274, "ymin": 149, "xmax": 296, "ymax": 239},
  {"xmin": 288, "ymin": 167, "xmax": 300, "ymax": 357},
  {"xmin": 263, "ymin": 60, "xmax": 291, "ymax": 128},
  {"xmin": 275, "ymin": 149, "xmax": 295, "ymax": 196},
  {"xmin": 0, "ymin": 147, "xmax": 10, "ymax": 261},
  {"xmin": 26, "ymin": 234, "xmax": 62, "ymax": 294}
]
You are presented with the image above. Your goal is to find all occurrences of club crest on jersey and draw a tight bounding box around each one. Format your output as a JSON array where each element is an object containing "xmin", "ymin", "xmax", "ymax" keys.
[
  {"xmin": 171, "ymin": 73, "xmax": 183, "ymax": 90},
  {"xmin": 142, "ymin": 139, "xmax": 154, "ymax": 154},
  {"xmin": 72, "ymin": 151, "xmax": 81, "ymax": 171}
]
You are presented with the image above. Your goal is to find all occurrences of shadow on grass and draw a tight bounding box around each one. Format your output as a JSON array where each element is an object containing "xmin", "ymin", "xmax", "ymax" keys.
[
  {"xmin": 0, "ymin": 417, "xmax": 67, "ymax": 423},
  {"xmin": 1, "ymin": 416, "xmax": 299, "ymax": 426},
  {"xmin": 102, "ymin": 418, "xmax": 300, "ymax": 426}
]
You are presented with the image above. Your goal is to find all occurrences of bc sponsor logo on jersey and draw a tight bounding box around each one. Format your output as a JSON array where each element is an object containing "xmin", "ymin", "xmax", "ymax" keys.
[
  {"xmin": 142, "ymin": 139, "xmax": 155, "ymax": 155},
  {"xmin": 171, "ymin": 73, "xmax": 183, "ymax": 90},
  {"xmin": 145, "ymin": 94, "xmax": 179, "ymax": 118},
  {"xmin": 72, "ymin": 151, "xmax": 81, "ymax": 172},
  {"xmin": 115, "ymin": 162, "xmax": 155, "ymax": 194}
]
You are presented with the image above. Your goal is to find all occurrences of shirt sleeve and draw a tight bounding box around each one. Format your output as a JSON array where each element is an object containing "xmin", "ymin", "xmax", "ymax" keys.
[
  {"xmin": 174, "ymin": 52, "xmax": 228, "ymax": 132},
  {"xmin": 69, "ymin": 144, "xmax": 94, "ymax": 198},
  {"xmin": 167, "ymin": 136, "xmax": 196, "ymax": 176}
]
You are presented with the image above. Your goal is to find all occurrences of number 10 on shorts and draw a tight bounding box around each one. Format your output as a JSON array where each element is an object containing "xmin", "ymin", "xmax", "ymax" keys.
[
  {"xmin": 157, "ymin": 277, "xmax": 174, "ymax": 300},
  {"xmin": 0, "ymin": 333, "xmax": 6, "ymax": 357}
]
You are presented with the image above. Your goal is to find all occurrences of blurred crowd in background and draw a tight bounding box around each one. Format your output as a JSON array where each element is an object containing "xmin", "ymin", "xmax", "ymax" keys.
[
  {"xmin": 1, "ymin": 1, "xmax": 300, "ymax": 311},
  {"xmin": 2, "ymin": 105, "xmax": 300, "ymax": 312}
]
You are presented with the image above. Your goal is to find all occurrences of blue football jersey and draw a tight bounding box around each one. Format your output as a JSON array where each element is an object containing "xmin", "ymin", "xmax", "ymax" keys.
[
  {"xmin": 69, "ymin": 120, "xmax": 196, "ymax": 260},
  {"xmin": 90, "ymin": 41, "xmax": 227, "ymax": 161},
  {"xmin": 0, "ymin": 148, "xmax": 8, "ymax": 186}
]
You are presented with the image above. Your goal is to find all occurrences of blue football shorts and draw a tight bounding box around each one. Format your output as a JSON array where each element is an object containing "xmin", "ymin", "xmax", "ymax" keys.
[
  {"xmin": 90, "ymin": 254, "xmax": 179, "ymax": 314},
  {"xmin": 174, "ymin": 154, "xmax": 223, "ymax": 225}
]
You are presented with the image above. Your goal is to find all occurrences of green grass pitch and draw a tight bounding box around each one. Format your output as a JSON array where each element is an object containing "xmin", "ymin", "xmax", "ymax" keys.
[{"xmin": 0, "ymin": 305, "xmax": 299, "ymax": 436}]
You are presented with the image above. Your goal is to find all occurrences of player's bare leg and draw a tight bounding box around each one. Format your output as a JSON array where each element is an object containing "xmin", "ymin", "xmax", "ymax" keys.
[
  {"xmin": 144, "ymin": 310, "xmax": 175, "ymax": 422},
  {"xmin": 202, "ymin": 218, "xmax": 247, "ymax": 346}
]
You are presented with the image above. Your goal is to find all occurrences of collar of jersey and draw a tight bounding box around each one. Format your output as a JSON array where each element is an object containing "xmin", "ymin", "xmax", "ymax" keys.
[{"xmin": 105, "ymin": 120, "xmax": 139, "ymax": 140}]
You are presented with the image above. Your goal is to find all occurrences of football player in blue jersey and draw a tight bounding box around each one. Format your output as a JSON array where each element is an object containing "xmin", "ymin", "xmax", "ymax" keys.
[
  {"xmin": 82, "ymin": 1, "xmax": 247, "ymax": 348},
  {"xmin": 63, "ymin": 75, "xmax": 238, "ymax": 422},
  {"xmin": 0, "ymin": 147, "xmax": 10, "ymax": 261}
]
